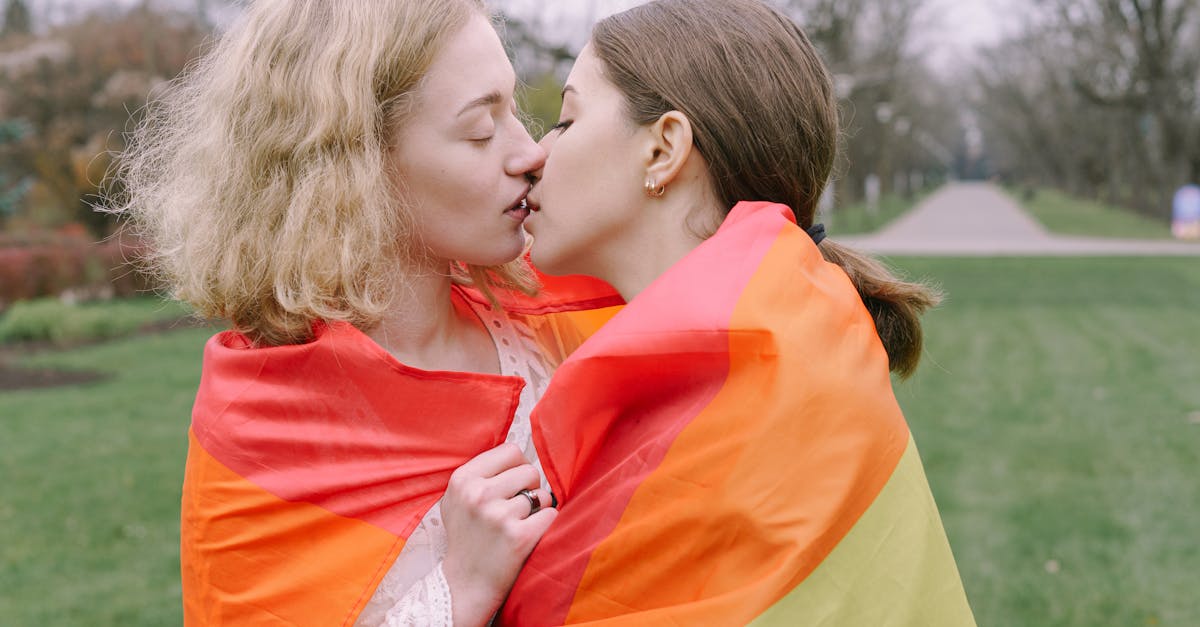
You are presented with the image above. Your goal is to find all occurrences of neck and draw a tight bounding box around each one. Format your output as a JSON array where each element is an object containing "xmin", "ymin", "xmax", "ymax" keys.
[
  {"xmin": 365, "ymin": 258, "xmax": 499, "ymax": 374},
  {"xmin": 606, "ymin": 190, "xmax": 721, "ymax": 302}
]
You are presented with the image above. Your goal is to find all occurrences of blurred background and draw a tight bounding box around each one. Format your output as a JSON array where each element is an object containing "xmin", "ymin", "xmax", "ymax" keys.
[{"xmin": 1, "ymin": 0, "xmax": 1197, "ymax": 624}]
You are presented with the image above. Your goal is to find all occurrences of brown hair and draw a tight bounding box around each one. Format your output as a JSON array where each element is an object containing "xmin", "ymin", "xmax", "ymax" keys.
[
  {"xmin": 110, "ymin": 0, "xmax": 534, "ymax": 346},
  {"xmin": 592, "ymin": 0, "xmax": 940, "ymax": 377}
]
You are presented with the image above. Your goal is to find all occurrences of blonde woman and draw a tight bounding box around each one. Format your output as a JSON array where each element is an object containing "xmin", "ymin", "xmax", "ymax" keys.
[{"xmin": 112, "ymin": 1, "xmax": 619, "ymax": 625}]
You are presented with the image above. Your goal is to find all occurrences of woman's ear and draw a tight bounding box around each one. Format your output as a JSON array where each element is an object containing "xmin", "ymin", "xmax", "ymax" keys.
[{"xmin": 642, "ymin": 111, "xmax": 694, "ymax": 192}]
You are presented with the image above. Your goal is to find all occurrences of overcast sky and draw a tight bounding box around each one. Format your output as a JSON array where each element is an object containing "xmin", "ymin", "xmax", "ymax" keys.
[
  {"xmin": 501, "ymin": 0, "xmax": 1011, "ymax": 71},
  {"xmin": 923, "ymin": 0, "xmax": 1014, "ymax": 73},
  {"xmin": 510, "ymin": 0, "xmax": 1016, "ymax": 79},
  {"xmin": 25, "ymin": 0, "xmax": 1013, "ymax": 74}
]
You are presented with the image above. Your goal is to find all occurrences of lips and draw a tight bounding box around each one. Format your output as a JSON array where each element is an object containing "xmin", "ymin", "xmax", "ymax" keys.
[
  {"xmin": 504, "ymin": 190, "xmax": 531, "ymax": 222},
  {"xmin": 522, "ymin": 195, "xmax": 541, "ymax": 235},
  {"xmin": 504, "ymin": 185, "xmax": 532, "ymax": 212}
]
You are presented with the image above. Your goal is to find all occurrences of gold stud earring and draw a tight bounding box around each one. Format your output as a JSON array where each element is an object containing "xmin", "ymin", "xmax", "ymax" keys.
[{"xmin": 645, "ymin": 179, "xmax": 666, "ymax": 198}]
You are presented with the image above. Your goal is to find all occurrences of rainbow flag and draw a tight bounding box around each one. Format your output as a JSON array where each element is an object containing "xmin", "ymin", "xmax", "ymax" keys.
[
  {"xmin": 181, "ymin": 278, "xmax": 621, "ymax": 625},
  {"xmin": 500, "ymin": 202, "xmax": 975, "ymax": 626}
]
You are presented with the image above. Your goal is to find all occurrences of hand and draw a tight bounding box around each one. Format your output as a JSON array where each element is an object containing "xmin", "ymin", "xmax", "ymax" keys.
[{"xmin": 440, "ymin": 443, "xmax": 557, "ymax": 626}]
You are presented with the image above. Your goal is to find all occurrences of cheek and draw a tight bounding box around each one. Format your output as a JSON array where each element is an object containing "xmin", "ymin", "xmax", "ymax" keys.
[
  {"xmin": 410, "ymin": 149, "xmax": 499, "ymax": 208},
  {"xmin": 537, "ymin": 130, "xmax": 577, "ymax": 180},
  {"xmin": 548, "ymin": 131, "xmax": 626, "ymax": 198},
  {"xmin": 537, "ymin": 130, "xmax": 559, "ymax": 156}
]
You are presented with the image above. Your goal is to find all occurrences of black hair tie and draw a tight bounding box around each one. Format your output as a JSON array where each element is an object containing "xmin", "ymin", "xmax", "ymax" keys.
[{"xmin": 806, "ymin": 222, "xmax": 826, "ymax": 246}]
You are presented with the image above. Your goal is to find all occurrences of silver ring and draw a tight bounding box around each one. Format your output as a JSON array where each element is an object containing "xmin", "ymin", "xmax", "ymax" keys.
[{"xmin": 516, "ymin": 488, "xmax": 541, "ymax": 515}]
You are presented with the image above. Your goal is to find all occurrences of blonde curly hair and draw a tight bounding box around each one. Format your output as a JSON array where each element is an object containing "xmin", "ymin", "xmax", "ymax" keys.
[{"xmin": 110, "ymin": 0, "xmax": 534, "ymax": 346}]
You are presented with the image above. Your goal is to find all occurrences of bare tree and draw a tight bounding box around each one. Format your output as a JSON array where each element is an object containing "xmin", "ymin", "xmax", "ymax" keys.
[
  {"xmin": 974, "ymin": 0, "xmax": 1199, "ymax": 217},
  {"xmin": 779, "ymin": 0, "xmax": 960, "ymax": 204},
  {"xmin": 0, "ymin": 4, "xmax": 211, "ymax": 233},
  {"xmin": 2, "ymin": 0, "xmax": 32, "ymax": 36}
]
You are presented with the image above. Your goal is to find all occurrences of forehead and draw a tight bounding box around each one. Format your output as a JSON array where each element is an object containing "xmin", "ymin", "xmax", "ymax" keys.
[
  {"xmin": 562, "ymin": 44, "xmax": 628, "ymax": 119},
  {"xmin": 564, "ymin": 44, "xmax": 605, "ymax": 93},
  {"xmin": 418, "ymin": 14, "xmax": 514, "ymax": 105}
]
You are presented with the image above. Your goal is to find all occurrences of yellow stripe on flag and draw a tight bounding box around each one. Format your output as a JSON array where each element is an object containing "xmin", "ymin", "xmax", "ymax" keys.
[{"xmin": 749, "ymin": 437, "xmax": 976, "ymax": 627}]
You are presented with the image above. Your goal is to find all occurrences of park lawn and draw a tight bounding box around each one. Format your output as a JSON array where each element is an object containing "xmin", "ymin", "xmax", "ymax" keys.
[
  {"xmin": 1, "ymin": 257, "xmax": 1198, "ymax": 625},
  {"xmin": 0, "ymin": 326, "xmax": 215, "ymax": 626},
  {"xmin": 822, "ymin": 191, "xmax": 924, "ymax": 235},
  {"xmin": 890, "ymin": 256, "xmax": 1200, "ymax": 626},
  {"xmin": 1015, "ymin": 187, "xmax": 1174, "ymax": 239}
]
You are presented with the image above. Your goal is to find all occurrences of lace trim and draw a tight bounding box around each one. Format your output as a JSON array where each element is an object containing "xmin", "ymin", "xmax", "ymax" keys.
[
  {"xmin": 356, "ymin": 300, "xmax": 553, "ymax": 626},
  {"xmin": 373, "ymin": 562, "xmax": 453, "ymax": 627},
  {"xmin": 471, "ymin": 301, "xmax": 553, "ymax": 484}
]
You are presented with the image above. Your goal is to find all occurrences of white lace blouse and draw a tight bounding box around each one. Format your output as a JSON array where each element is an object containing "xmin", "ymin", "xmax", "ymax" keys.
[{"xmin": 355, "ymin": 298, "xmax": 555, "ymax": 627}]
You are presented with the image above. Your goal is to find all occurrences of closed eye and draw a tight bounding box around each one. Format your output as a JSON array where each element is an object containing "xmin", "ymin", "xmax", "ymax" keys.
[{"xmin": 550, "ymin": 120, "xmax": 573, "ymax": 133}]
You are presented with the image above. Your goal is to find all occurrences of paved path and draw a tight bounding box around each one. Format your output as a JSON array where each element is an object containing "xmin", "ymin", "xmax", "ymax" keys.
[{"xmin": 836, "ymin": 182, "xmax": 1200, "ymax": 256}]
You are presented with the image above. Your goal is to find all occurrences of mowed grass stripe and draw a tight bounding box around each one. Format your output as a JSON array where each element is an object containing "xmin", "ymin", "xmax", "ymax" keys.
[
  {"xmin": 893, "ymin": 256, "xmax": 1199, "ymax": 627},
  {"xmin": 1, "ymin": 327, "xmax": 213, "ymax": 626},
  {"xmin": 1012, "ymin": 188, "xmax": 1174, "ymax": 240}
]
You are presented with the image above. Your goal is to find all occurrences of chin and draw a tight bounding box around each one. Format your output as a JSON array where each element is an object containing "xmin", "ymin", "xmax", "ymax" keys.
[
  {"xmin": 465, "ymin": 240, "xmax": 527, "ymax": 269},
  {"xmin": 529, "ymin": 243, "xmax": 569, "ymax": 277}
]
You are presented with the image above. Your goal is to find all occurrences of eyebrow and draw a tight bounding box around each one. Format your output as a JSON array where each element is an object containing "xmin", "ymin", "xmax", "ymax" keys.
[
  {"xmin": 561, "ymin": 85, "xmax": 577, "ymax": 100},
  {"xmin": 457, "ymin": 92, "xmax": 502, "ymax": 117}
]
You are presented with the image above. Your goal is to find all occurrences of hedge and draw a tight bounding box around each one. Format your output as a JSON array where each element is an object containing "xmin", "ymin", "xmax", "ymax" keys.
[{"xmin": 0, "ymin": 228, "xmax": 154, "ymax": 311}]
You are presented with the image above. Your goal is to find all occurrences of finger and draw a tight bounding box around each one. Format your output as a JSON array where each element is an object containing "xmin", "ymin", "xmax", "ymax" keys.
[
  {"xmin": 504, "ymin": 487, "xmax": 554, "ymax": 519},
  {"xmin": 486, "ymin": 463, "xmax": 541, "ymax": 499},
  {"xmin": 520, "ymin": 506, "xmax": 558, "ymax": 540},
  {"xmin": 454, "ymin": 442, "xmax": 527, "ymax": 479},
  {"xmin": 498, "ymin": 507, "xmax": 559, "ymax": 561}
]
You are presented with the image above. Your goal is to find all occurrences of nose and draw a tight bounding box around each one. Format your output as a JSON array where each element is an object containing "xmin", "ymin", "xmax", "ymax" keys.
[
  {"xmin": 508, "ymin": 127, "xmax": 547, "ymax": 180},
  {"xmin": 537, "ymin": 128, "xmax": 559, "ymax": 153},
  {"xmin": 525, "ymin": 131, "xmax": 559, "ymax": 187}
]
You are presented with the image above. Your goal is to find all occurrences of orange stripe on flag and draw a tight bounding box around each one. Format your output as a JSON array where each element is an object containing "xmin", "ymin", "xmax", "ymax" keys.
[
  {"xmin": 181, "ymin": 431, "xmax": 404, "ymax": 626},
  {"xmin": 499, "ymin": 202, "xmax": 972, "ymax": 625},
  {"xmin": 556, "ymin": 306, "xmax": 624, "ymax": 339},
  {"xmin": 563, "ymin": 222, "xmax": 909, "ymax": 624}
]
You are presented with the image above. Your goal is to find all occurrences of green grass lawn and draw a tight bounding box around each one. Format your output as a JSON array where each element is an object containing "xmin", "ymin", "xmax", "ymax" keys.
[
  {"xmin": 1012, "ymin": 187, "xmax": 1174, "ymax": 239},
  {"xmin": 2, "ymin": 258, "xmax": 1199, "ymax": 625},
  {"xmin": 0, "ymin": 326, "xmax": 214, "ymax": 625},
  {"xmin": 822, "ymin": 192, "xmax": 924, "ymax": 235},
  {"xmin": 891, "ymin": 256, "xmax": 1200, "ymax": 626}
]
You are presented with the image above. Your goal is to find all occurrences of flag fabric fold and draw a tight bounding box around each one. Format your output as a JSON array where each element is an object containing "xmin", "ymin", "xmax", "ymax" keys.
[
  {"xmin": 500, "ymin": 201, "xmax": 974, "ymax": 626},
  {"xmin": 181, "ymin": 282, "xmax": 622, "ymax": 626}
]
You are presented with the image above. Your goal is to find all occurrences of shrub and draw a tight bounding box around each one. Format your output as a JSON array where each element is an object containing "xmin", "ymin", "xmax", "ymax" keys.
[
  {"xmin": 0, "ymin": 227, "xmax": 155, "ymax": 311},
  {"xmin": 0, "ymin": 296, "xmax": 188, "ymax": 346},
  {"xmin": 0, "ymin": 298, "xmax": 69, "ymax": 343}
]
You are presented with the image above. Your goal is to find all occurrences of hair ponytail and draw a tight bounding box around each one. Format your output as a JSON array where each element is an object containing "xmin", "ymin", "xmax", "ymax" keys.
[{"xmin": 816, "ymin": 240, "xmax": 941, "ymax": 378}]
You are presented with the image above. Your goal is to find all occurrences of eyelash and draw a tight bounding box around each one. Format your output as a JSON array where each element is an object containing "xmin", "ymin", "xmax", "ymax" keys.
[{"xmin": 551, "ymin": 120, "xmax": 573, "ymax": 133}]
